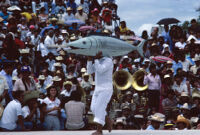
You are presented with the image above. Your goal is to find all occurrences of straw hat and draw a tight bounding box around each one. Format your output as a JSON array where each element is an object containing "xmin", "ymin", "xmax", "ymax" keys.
[
  {"xmin": 83, "ymin": 73, "xmax": 89, "ymax": 77},
  {"xmin": 52, "ymin": 76, "xmax": 61, "ymax": 82},
  {"xmin": 167, "ymin": 60, "xmax": 173, "ymax": 64},
  {"xmin": 67, "ymin": 7, "xmax": 72, "ymax": 11},
  {"xmin": 7, "ymin": 6, "xmax": 21, "ymax": 11},
  {"xmin": 59, "ymin": 50, "xmax": 66, "ymax": 56},
  {"xmin": 148, "ymin": 113, "xmax": 165, "ymax": 122},
  {"xmin": 19, "ymin": 49, "xmax": 30, "ymax": 54},
  {"xmin": 134, "ymin": 114, "xmax": 144, "ymax": 119},
  {"xmin": 114, "ymin": 117, "xmax": 127, "ymax": 125},
  {"xmin": 181, "ymin": 103, "xmax": 190, "ymax": 110},
  {"xmin": 0, "ymin": 17, "xmax": 4, "ymax": 23},
  {"xmin": 192, "ymin": 90, "xmax": 200, "ymax": 99},
  {"xmin": 66, "ymin": 75, "xmax": 74, "ymax": 79},
  {"xmin": 176, "ymin": 115, "xmax": 190, "ymax": 127},
  {"xmin": 63, "ymin": 81, "xmax": 73, "ymax": 86},
  {"xmin": 81, "ymin": 68, "xmax": 86, "ymax": 73},
  {"xmin": 164, "ymin": 74, "xmax": 170, "ymax": 79},
  {"xmin": 24, "ymin": 90, "xmax": 40, "ymax": 104},
  {"xmin": 38, "ymin": 75, "xmax": 46, "ymax": 80},
  {"xmin": 54, "ymin": 62, "xmax": 62, "ymax": 67},
  {"xmin": 77, "ymin": 6, "xmax": 83, "ymax": 11},
  {"xmin": 50, "ymin": 17, "xmax": 58, "ymax": 22},
  {"xmin": 45, "ymin": 84, "xmax": 52, "ymax": 90},
  {"xmin": 181, "ymin": 92, "xmax": 189, "ymax": 97},
  {"xmin": 56, "ymin": 56, "xmax": 63, "ymax": 61},
  {"xmin": 12, "ymin": 76, "xmax": 19, "ymax": 81}
]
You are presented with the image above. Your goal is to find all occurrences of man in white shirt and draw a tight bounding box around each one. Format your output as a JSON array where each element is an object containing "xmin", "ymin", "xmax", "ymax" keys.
[
  {"xmin": 75, "ymin": 6, "xmax": 88, "ymax": 23},
  {"xmin": 144, "ymin": 64, "xmax": 161, "ymax": 112},
  {"xmin": 172, "ymin": 75, "xmax": 188, "ymax": 96},
  {"xmin": 175, "ymin": 37, "xmax": 186, "ymax": 49},
  {"xmin": 0, "ymin": 90, "xmax": 25, "ymax": 131},
  {"xmin": 87, "ymin": 52, "xmax": 113, "ymax": 135},
  {"xmin": 62, "ymin": 7, "xmax": 75, "ymax": 22},
  {"xmin": 44, "ymin": 30, "xmax": 58, "ymax": 56}
]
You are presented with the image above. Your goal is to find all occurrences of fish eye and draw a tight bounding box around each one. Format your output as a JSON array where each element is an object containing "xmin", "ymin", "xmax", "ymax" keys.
[{"xmin": 83, "ymin": 41, "xmax": 86, "ymax": 44}]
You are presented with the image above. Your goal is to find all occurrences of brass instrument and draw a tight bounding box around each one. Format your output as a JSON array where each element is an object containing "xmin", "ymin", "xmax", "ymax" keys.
[{"xmin": 113, "ymin": 69, "xmax": 148, "ymax": 91}]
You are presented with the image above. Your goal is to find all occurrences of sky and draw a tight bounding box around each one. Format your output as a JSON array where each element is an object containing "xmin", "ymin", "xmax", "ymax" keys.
[{"xmin": 116, "ymin": 0, "xmax": 200, "ymax": 35}]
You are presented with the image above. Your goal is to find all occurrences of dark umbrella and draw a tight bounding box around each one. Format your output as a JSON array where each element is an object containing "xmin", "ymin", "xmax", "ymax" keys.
[{"xmin": 157, "ymin": 18, "xmax": 180, "ymax": 25}]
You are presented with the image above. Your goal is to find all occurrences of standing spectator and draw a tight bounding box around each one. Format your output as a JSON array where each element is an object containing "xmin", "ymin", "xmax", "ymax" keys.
[
  {"xmin": 43, "ymin": 85, "xmax": 61, "ymax": 130},
  {"xmin": 0, "ymin": 90, "xmax": 25, "ymax": 131},
  {"xmin": 65, "ymin": 90, "xmax": 86, "ymax": 130},
  {"xmin": 13, "ymin": 66, "xmax": 38, "ymax": 92},
  {"xmin": 144, "ymin": 64, "xmax": 162, "ymax": 112}
]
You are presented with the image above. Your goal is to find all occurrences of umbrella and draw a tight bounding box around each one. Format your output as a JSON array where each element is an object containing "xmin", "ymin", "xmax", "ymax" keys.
[
  {"xmin": 65, "ymin": 19, "xmax": 85, "ymax": 26},
  {"xmin": 151, "ymin": 56, "xmax": 173, "ymax": 63},
  {"xmin": 40, "ymin": 26, "xmax": 55, "ymax": 37},
  {"xmin": 157, "ymin": 18, "xmax": 180, "ymax": 25},
  {"xmin": 79, "ymin": 26, "xmax": 97, "ymax": 32}
]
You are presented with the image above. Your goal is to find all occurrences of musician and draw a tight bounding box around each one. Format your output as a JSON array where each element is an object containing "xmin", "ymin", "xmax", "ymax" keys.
[{"xmin": 87, "ymin": 51, "xmax": 113, "ymax": 135}]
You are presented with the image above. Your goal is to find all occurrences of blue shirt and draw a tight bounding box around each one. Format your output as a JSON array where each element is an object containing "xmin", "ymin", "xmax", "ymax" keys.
[
  {"xmin": 172, "ymin": 61, "xmax": 183, "ymax": 75},
  {"xmin": 186, "ymin": 56, "xmax": 195, "ymax": 66},
  {"xmin": 0, "ymin": 70, "xmax": 13, "ymax": 100},
  {"xmin": 146, "ymin": 125, "xmax": 155, "ymax": 130}
]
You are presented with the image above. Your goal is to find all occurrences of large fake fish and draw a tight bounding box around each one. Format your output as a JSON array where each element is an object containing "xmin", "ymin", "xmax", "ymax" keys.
[{"xmin": 62, "ymin": 35, "xmax": 145, "ymax": 57}]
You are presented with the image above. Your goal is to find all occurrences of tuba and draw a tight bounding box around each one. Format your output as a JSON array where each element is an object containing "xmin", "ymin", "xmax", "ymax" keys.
[
  {"xmin": 113, "ymin": 70, "xmax": 133, "ymax": 90},
  {"xmin": 113, "ymin": 69, "xmax": 148, "ymax": 91}
]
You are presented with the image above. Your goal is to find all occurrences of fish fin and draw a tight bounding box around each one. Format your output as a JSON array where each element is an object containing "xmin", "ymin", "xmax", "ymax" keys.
[{"xmin": 136, "ymin": 40, "xmax": 146, "ymax": 57}]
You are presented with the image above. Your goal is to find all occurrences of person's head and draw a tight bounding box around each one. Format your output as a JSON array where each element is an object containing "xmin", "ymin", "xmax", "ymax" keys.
[
  {"xmin": 190, "ymin": 19, "xmax": 197, "ymax": 26},
  {"xmin": 63, "ymin": 81, "xmax": 72, "ymax": 91},
  {"xmin": 77, "ymin": 6, "xmax": 83, "ymax": 15},
  {"xmin": 176, "ymin": 115, "xmax": 189, "ymax": 130},
  {"xmin": 83, "ymin": 74, "xmax": 89, "ymax": 82},
  {"xmin": 26, "ymin": 98, "xmax": 38, "ymax": 109},
  {"xmin": 164, "ymin": 25, "xmax": 169, "ymax": 32},
  {"xmin": 151, "ymin": 120, "xmax": 162, "ymax": 129},
  {"xmin": 47, "ymin": 85, "xmax": 58, "ymax": 98},
  {"xmin": 149, "ymin": 64, "xmax": 156, "ymax": 75},
  {"xmin": 40, "ymin": 7, "xmax": 46, "ymax": 14},
  {"xmin": 174, "ymin": 74, "xmax": 183, "ymax": 85},
  {"xmin": 21, "ymin": 66, "xmax": 31, "ymax": 78},
  {"xmin": 122, "ymin": 106, "xmax": 131, "ymax": 117},
  {"xmin": 67, "ymin": 7, "xmax": 72, "ymax": 15},
  {"xmin": 48, "ymin": 30, "xmax": 54, "ymax": 38},
  {"xmin": 70, "ymin": 90, "xmax": 82, "ymax": 102},
  {"xmin": 3, "ymin": 63, "xmax": 14, "ymax": 75},
  {"xmin": 13, "ymin": 90, "xmax": 24, "ymax": 103},
  {"xmin": 120, "ymin": 21, "xmax": 126, "ymax": 28},
  {"xmin": 167, "ymin": 89, "xmax": 175, "ymax": 99}
]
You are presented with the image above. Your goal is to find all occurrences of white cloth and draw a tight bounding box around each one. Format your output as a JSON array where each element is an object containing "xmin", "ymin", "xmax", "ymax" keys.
[
  {"xmin": 144, "ymin": 73, "xmax": 161, "ymax": 90},
  {"xmin": 87, "ymin": 57, "xmax": 113, "ymax": 92},
  {"xmin": 0, "ymin": 100, "xmax": 22, "ymax": 130},
  {"xmin": 87, "ymin": 57, "xmax": 113, "ymax": 126},
  {"xmin": 172, "ymin": 82, "xmax": 188, "ymax": 94},
  {"xmin": 37, "ymin": 42, "xmax": 49, "ymax": 57},
  {"xmin": 0, "ymin": 75, "xmax": 8, "ymax": 106},
  {"xmin": 44, "ymin": 36, "xmax": 58, "ymax": 55},
  {"xmin": 180, "ymin": 60, "xmax": 192, "ymax": 72},
  {"xmin": 175, "ymin": 42, "xmax": 186, "ymax": 49},
  {"xmin": 43, "ymin": 97, "xmax": 60, "ymax": 115},
  {"xmin": 75, "ymin": 12, "xmax": 88, "ymax": 23},
  {"xmin": 60, "ymin": 90, "xmax": 72, "ymax": 97}
]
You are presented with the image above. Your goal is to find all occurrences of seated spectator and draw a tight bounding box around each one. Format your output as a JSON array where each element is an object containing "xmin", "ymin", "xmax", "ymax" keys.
[
  {"xmin": 66, "ymin": 0, "xmax": 77, "ymax": 14},
  {"xmin": 65, "ymin": 90, "xmax": 86, "ymax": 130},
  {"xmin": 146, "ymin": 113, "xmax": 165, "ymax": 130},
  {"xmin": 175, "ymin": 36, "xmax": 186, "ymax": 50},
  {"xmin": 13, "ymin": 66, "xmax": 38, "ymax": 92},
  {"xmin": 90, "ymin": 8, "xmax": 101, "ymax": 25},
  {"xmin": 172, "ymin": 75, "xmax": 189, "ymax": 96},
  {"xmin": 75, "ymin": 6, "xmax": 88, "ymax": 23},
  {"xmin": 119, "ymin": 21, "xmax": 129, "ymax": 35},
  {"xmin": 43, "ymin": 85, "xmax": 61, "ymax": 130},
  {"xmin": 62, "ymin": 7, "xmax": 75, "ymax": 22},
  {"xmin": 80, "ymin": 73, "xmax": 92, "ymax": 95},
  {"xmin": 175, "ymin": 115, "xmax": 190, "ymax": 130},
  {"xmin": 102, "ymin": 8, "xmax": 112, "ymax": 24},
  {"xmin": 38, "ymin": 7, "xmax": 49, "ymax": 24},
  {"xmin": 0, "ymin": 6, "xmax": 10, "ymax": 24},
  {"xmin": 60, "ymin": 81, "xmax": 73, "ymax": 107},
  {"xmin": 0, "ymin": 90, "xmax": 25, "ymax": 131}
]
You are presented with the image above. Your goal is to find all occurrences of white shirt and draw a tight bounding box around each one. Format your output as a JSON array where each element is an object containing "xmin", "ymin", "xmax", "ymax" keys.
[
  {"xmin": 180, "ymin": 60, "xmax": 192, "ymax": 72},
  {"xmin": 75, "ymin": 12, "xmax": 88, "ymax": 23},
  {"xmin": 43, "ymin": 97, "xmax": 60, "ymax": 115},
  {"xmin": 44, "ymin": 35, "xmax": 58, "ymax": 55},
  {"xmin": 81, "ymin": 80, "xmax": 92, "ymax": 89},
  {"xmin": 61, "ymin": 90, "xmax": 72, "ymax": 97},
  {"xmin": 0, "ymin": 100, "xmax": 22, "ymax": 130},
  {"xmin": 37, "ymin": 42, "xmax": 49, "ymax": 57},
  {"xmin": 87, "ymin": 57, "xmax": 113, "ymax": 91},
  {"xmin": 172, "ymin": 82, "xmax": 188, "ymax": 94},
  {"xmin": 175, "ymin": 42, "xmax": 186, "ymax": 49},
  {"xmin": 144, "ymin": 73, "xmax": 161, "ymax": 90}
]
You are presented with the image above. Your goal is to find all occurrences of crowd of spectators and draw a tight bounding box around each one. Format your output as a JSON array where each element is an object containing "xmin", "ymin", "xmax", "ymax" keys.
[{"xmin": 0, "ymin": 0, "xmax": 200, "ymax": 131}]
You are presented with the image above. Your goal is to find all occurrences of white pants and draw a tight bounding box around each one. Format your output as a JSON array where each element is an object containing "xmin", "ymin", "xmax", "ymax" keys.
[{"xmin": 91, "ymin": 90, "xmax": 113, "ymax": 126}]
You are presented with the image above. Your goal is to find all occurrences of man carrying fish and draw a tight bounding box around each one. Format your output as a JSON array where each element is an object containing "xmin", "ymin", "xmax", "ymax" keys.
[{"xmin": 87, "ymin": 51, "xmax": 114, "ymax": 135}]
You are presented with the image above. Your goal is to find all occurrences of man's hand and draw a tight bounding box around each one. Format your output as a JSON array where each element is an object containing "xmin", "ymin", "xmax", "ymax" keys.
[
  {"xmin": 87, "ymin": 56, "xmax": 93, "ymax": 61},
  {"xmin": 95, "ymin": 51, "xmax": 103, "ymax": 59}
]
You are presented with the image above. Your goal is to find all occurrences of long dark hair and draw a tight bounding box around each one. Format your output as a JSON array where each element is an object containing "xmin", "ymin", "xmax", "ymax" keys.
[{"xmin": 46, "ymin": 85, "xmax": 58, "ymax": 98}]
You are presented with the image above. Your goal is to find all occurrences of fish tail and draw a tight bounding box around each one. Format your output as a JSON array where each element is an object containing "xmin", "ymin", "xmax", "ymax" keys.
[{"xmin": 136, "ymin": 40, "xmax": 146, "ymax": 57}]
